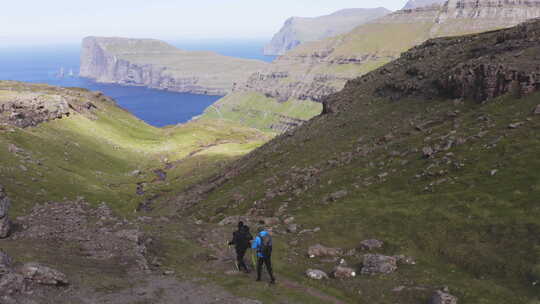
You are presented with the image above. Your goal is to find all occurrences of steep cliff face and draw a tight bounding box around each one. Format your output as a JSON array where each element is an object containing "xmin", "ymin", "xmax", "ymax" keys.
[
  {"xmin": 263, "ymin": 8, "xmax": 391, "ymax": 56},
  {"xmin": 402, "ymin": 0, "xmax": 446, "ymax": 9},
  {"xmin": 80, "ymin": 37, "xmax": 268, "ymax": 96},
  {"xmin": 239, "ymin": 0, "xmax": 540, "ymax": 106}
]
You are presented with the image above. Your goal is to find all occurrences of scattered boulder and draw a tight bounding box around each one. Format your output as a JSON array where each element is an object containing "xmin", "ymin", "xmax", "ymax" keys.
[
  {"xmin": 308, "ymin": 244, "xmax": 342, "ymax": 258},
  {"xmin": 0, "ymin": 272, "xmax": 25, "ymax": 297},
  {"xmin": 20, "ymin": 263, "xmax": 68, "ymax": 286},
  {"xmin": 0, "ymin": 186, "xmax": 11, "ymax": 238},
  {"xmin": 423, "ymin": 146, "xmax": 435, "ymax": 158},
  {"xmin": 361, "ymin": 254, "xmax": 397, "ymax": 275},
  {"xmin": 326, "ymin": 190, "xmax": 348, "ymax": 202},
  {"xmin": 534, "ymin": 105, "xmax": 540, "ymax": 115},
  {"xmin": 332, "ymin": 266, "xmax": 356, "ymax": 279},
  {"xmin": 508, "ymin": 122, "xmax": 524, "ymax": 129},
  {"xmin": 360, "ymin": 239, "xmax": 384, "ymax": 251},
  {"xmin": 286, "ymin": 224, "xmax": 298, "ymax": 234},
  {"xmin": 394, "ymin": 255, "xmax": 417, "ymax": 265},
  {"xmin": 429, "ymin": 289, "xmax": 458, "ymax": 304},
  {"xmin": 305, "ymin": 269, "xmax": 328, "ymax": 280}
]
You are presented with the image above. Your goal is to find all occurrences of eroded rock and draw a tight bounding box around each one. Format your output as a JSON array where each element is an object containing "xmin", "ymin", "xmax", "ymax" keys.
[
  {"xmin": 308, "ymin": 244, "xmax": 342, "ymax": 258},
  {"xmin": 361, "ymin": 254, "xmax": 397, "ymax": 275},
  {"xmin": 305, "ymin": 269, "xmax": 328, "ymax": 280},
  {"xmin": 534, "ymin": 104, "xmax": 540, "ymax": 115},
  {"xmin": 20, "ymin": 263, "xmax": 68, "ymax": 286}
]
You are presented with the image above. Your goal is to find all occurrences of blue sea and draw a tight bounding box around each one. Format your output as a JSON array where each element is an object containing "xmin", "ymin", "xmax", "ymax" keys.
[{"xmin": 0, "ymin": 40, "xmax": 274, "ymax": 127}]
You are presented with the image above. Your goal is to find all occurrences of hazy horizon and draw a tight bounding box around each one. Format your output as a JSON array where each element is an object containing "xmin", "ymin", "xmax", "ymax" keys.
[{"xmin": 1, "ymin": 0, "xmax": 409, "ymax": 46}]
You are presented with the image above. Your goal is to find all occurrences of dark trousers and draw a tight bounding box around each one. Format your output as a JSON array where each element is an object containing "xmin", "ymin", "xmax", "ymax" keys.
[
  {"xmin": 236, "ymin": 247, "xmax": 248, "ymax": 271},
  {"xmin": 257, "ymin": 256, "xmax": 275, "ymax": 281}
]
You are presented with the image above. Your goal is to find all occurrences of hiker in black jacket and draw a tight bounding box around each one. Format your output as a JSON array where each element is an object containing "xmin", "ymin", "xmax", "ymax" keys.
[{"xmin": 228, "ymin": 221, "xmax": 253, "ymax": 273}]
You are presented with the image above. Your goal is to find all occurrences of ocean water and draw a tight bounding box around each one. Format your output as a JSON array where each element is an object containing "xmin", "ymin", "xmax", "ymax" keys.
[{"xmin": 0, "ymin": 40, "xmax": 274, "ymax": 127}]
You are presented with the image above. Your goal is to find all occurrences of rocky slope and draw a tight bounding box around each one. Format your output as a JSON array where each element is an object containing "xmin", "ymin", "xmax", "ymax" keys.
[
  {"xmin": 80, "ymin": 37, "xmax": 268, "ymax": 96},
  {"xmin": 263, "ymin": 8, "xmax": 391, "ymax": 56},
  {"xmin": 215, "ymin": 0, "xmax": 540, "ymax": 132},
  {"xmin": 175, "ymin": 19, "xmax": 540, "ymax": 303}
]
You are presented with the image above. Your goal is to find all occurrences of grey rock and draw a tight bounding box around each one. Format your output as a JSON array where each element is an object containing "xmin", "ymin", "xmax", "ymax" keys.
[
  {"xmin": 429, "ymin": 290, "xmax": 458, "ymax": 304},
  {"xmin": 20, "ymin": 263, "xmax": 68, "ymax": 285},
  {"xmin": 423, "ymin": 146, "xmax": 435, "ymax": 158},
  {"xmin": 508, "ymin": 122, "xmax": 524, "ymax": 129},
  {"xmin": 361, "ymin": 254, "xmax": 398, "ymax": 275},
  {"xmin": 394, "ymin": 255, "xmax": 417, "ymax": 265},
  {"xmin": 332, "ymin": 266, "xmax": 357, "ymax": 279},
  {"xmin": 327, "ymin": 190, "xmax": 348, "ymax": 202},
  {"xmin": 360, "ymin": 239, "xmax": 384, "ymax": 251},
  {"xmin": 286, "ymin": 224, "xmax": 298, "ymax": 234},
  {"xmin": 305, "ymin": 269, "xmax": 328, "ymax": 280},
  {"xmin": 308, "ymin": 244, "xmax": 342, "ymax": 258},
  {"xmin": 534, "ymin": 104, "xmax": 540, "ymax": 115}
]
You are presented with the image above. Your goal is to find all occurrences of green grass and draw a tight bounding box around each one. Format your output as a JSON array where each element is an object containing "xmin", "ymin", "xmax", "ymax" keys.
[
  {"xmin": 200, "ymin": 91, "xmax": 322, "ymax": 132},
  {"xmin": 0, "ymin": 81, "xmax": 270, "ymax": 217},
  {"xmin": 187, "ymin": 90, "xmax": 540, "ymax": 303}
]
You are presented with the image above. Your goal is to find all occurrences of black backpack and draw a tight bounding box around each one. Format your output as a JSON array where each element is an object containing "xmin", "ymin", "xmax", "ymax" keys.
[
  {"xmin": 260, "ymin": 234, "xmax": 272, "ymax": 257},
  {"xmin": 238, "ymin": 228, "xmax": 252, "ymax": 248}
]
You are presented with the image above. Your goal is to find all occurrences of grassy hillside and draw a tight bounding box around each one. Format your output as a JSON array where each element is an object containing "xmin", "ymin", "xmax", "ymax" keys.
[
  {"xmin": 0, "ymin": 81, "xmax": 270, "ymax": 217},
  {"xmin": 169, "ymin": 20, "xmax": 540, "ymax": 303}
]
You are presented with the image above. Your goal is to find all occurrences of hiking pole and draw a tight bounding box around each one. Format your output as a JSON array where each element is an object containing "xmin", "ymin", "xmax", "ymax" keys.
[{"xmin": 228, "ymin": 245, "xmax": 240, "ymax": 272}]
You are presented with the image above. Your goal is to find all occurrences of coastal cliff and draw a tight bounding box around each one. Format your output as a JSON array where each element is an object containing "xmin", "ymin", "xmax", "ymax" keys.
[
  {"xmin": 263, "ymin": 8, "xmax": 390, "ymax": 56},
  {"xmin": 239, "ymin": 0, "xmax": 540, "ymax": 105},
  {"xmin": 80, "ymin": 37, "xmax": 268, "ymax": 96}
]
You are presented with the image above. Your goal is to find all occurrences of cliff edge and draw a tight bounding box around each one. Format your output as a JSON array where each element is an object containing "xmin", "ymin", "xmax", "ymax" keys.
[{"xmin": 80, "ymin": 37, "xmax": 268, "ymax": 96}]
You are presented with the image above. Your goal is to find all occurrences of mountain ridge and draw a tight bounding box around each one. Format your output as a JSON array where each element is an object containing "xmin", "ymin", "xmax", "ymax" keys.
[{"xmin": 263, "ymin": 7, "xmax": 391, "ymax": 56}]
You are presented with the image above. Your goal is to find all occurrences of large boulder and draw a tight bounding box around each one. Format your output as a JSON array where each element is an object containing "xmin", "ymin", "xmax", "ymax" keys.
[
  {"xmin": 20, "ymin": 263, "xmax": 68, "ymax": 285},
  {"xmin": 332, "ymin": 266, "xmax": 357, "ymax": 279},
  {"xmin": 305, "ymin": 269, "xmax": 328, "ymax": 280},
  {"xmin": 307, "ymin": 244, "xmax": 342, "ymax": 258},
  {"xmin": 0, "ymin": 186, "xmax": 11, "ymax": 238},
  {"xmin": 535, "ymin": 104, "xmax": 540, "ymax": 115},
  {"xmin": 360, "ymin": 254, "xmax": 398, "ymax": 275},
  {"xmin": 429, "ymin": 289, "xmax": 458, "ymax": 304}
]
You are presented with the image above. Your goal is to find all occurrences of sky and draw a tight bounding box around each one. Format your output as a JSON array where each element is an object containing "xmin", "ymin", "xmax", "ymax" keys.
[{"xmin": 1, "ymin": 0, "xmax": 409, "ymax": 45}]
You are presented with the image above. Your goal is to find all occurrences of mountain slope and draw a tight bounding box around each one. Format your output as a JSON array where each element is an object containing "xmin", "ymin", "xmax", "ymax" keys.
[
  {"xmin": 207, "ymin": 0, "xmax": 540, "ymax": 132},
  {"xmin": 0, "ymin": 81, "xmax": 269, "ymax": 217},
  {"xmin": 175, "ymin": 19, "xmax": 540, "ymax": 303},
  {"xmin": 263, "ymin": 8, "xmax": 391, "ymax": 56},
  {"xmin": 80, "ymin": 37, "xmax": 268, "ymax": 96}
]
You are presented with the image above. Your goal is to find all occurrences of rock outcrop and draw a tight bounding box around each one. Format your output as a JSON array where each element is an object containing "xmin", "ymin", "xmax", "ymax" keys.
[
  {"xmin": 0, "ymin": 186, "xmax": 11, "ymax": 238},
  {"xmin": 307, "ymin": 244, "xmax": 342, "ymax": 258},
  {"xmin": 0, "ymin": 81, "xmax": 104, "ymax": 128},
  {"xmin": 264, "ymin": 8, "xmax": 391, "ymax": 56},
  {"xmin": 80, "ymin": 37, "xmax": 268, "ymax": 96}
]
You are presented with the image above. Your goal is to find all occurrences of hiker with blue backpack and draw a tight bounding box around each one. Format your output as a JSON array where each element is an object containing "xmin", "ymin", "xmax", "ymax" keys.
[{"xmin": 252, "ymin": 228, "xmax": 276, "ymax": 284}]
